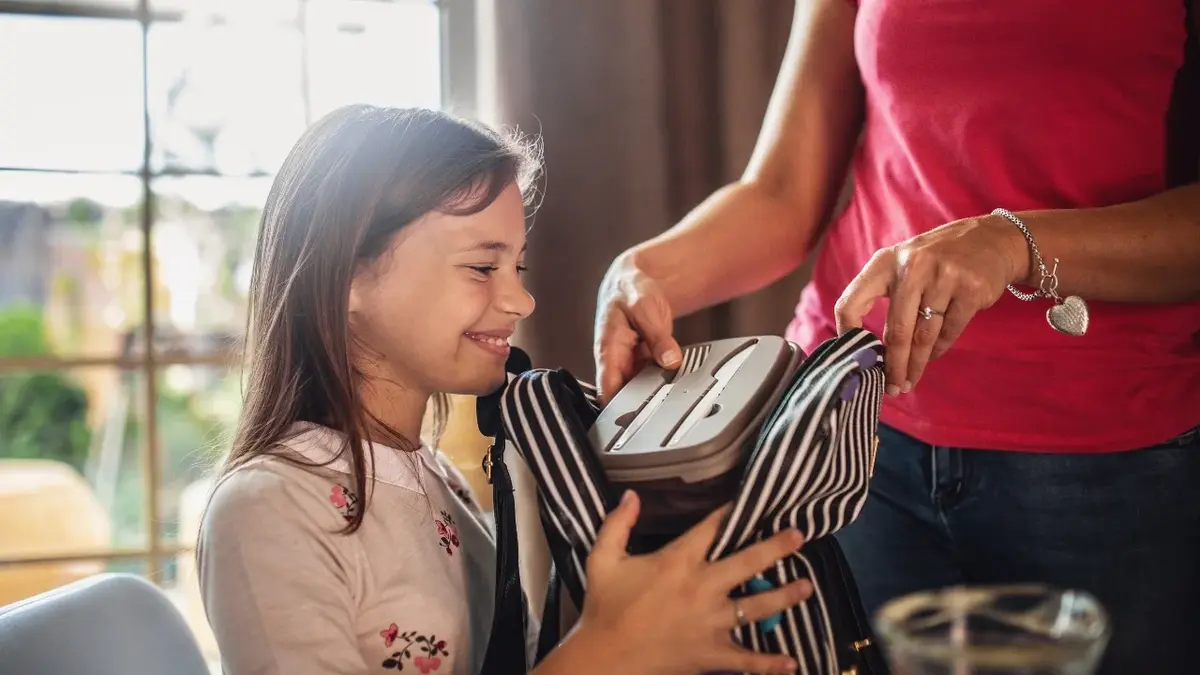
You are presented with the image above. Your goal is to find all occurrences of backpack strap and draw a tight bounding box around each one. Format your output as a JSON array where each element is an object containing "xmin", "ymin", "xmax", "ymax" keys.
[
  {"xmin": 535, "ymin": 557, "xmax": 563, "ymax": 662},
  {"xmin": 476, "ymin": 348, "xmax": 536, "ymax": 675}
]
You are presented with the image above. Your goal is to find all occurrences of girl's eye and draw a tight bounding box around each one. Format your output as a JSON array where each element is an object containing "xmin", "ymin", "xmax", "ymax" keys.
[{"xmin": 468, "ymin": 264, "xmax": 527, "ymax": 277}]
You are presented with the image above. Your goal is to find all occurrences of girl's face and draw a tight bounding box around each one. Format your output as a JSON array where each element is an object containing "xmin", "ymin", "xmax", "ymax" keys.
[{"xmin": 348, "ymin": 183, "xmax": 534, "ymax": 400}]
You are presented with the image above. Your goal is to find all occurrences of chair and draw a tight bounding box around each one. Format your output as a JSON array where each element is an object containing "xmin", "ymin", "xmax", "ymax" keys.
[{"xmin": 0, "ymin": 573, "xmax": 211, "ymax": 675}]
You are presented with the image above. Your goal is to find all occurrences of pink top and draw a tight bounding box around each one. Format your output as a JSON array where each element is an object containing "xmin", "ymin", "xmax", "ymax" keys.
[{"xmin": 787, "ymin": 0, "xmax": 1200, "ymax": 452}]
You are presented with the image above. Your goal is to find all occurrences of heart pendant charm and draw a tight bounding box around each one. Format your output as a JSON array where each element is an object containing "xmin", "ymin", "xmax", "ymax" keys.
[{"xmin": 1046, "ymin": 295, "xmax": 1090, "ymax": 336}]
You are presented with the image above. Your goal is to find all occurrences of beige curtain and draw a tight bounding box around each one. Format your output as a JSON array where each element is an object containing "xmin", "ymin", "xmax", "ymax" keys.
[{"xmin": 483, "ymin": 0, "xmax": 812, "ymax": 377}]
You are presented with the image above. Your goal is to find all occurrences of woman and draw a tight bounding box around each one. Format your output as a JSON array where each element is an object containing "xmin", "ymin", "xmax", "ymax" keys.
[
  {"xmin": 593, "ymin": 1, "xmax": 1200, "ymax": 673},
  {"xmin": 197, "ymin": 105, "xmax": 812, "ymax": 675}
]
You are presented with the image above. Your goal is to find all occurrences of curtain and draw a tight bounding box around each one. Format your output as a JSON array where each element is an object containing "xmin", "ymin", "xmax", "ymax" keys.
[{"xmin": 481, "ymin": 0, "xmax": 813, "ymax": 377}]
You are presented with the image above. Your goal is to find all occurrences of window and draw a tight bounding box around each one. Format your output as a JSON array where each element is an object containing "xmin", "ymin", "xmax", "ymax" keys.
[{"xmin": 0, "ymin": 0, "xmax": 460, "ymax": 664}]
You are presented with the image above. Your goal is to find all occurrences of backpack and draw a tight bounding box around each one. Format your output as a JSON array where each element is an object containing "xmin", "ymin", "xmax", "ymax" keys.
[{"xmin": 477, "ymin": 329, "xmax": 892, "ymax": 675}]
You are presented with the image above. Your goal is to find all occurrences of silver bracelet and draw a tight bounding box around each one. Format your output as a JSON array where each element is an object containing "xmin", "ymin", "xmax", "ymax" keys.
[{"xmin": 991, "ymin": 207, "xmax": 1090, "ymax": 336}]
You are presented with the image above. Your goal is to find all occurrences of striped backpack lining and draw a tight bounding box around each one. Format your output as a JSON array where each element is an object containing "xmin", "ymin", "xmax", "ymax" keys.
[{"xmin": 500, "ymin": 328, "xmax": 886, "ymax": 675}]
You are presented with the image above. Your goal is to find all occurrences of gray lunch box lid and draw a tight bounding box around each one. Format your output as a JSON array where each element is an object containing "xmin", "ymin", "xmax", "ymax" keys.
[{"xmin": 588, "ymin": 335, "xmax": 804, "ymax": 484}]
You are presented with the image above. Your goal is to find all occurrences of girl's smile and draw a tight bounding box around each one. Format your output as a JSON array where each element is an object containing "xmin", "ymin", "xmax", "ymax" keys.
[{"xmin": 464, "ymin": 329, "xmax": 513, "ymax": 359}]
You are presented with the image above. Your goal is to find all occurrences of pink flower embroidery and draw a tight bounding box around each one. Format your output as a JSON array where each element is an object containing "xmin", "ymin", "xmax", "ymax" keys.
[
  {"xmin": 330, "ymin": 485, "xmax": 348, "ymax": 508},
  {"xmin": 413, "ymin": 656, "xmax": 442, "ymax": 673},
  {"xmin": 329, "ymin": 484, "xmax": 359, "ymax": 522},
  {"xmin": 381, "ymin": 630, "xmax": 449, "ymax": 671},
  {"xmin": 435, "ymin": 511, "xmax": 459, "ymax": 556}
]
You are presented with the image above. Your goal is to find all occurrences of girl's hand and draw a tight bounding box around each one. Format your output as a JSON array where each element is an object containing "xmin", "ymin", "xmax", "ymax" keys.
[
  {"xmin": 833, "ymin": 214, "xmax": 1027, "ymax": 395},
  {"xmin": 573, "ymin": 490, "xmax": 812, "ymax": 675}
]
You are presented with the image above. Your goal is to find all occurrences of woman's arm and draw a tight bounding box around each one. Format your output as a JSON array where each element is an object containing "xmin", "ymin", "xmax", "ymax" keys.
[
  {"xmin": 1005, "ymin": 182, "xmax": 1200, "ymax": 303},
  {"xmin": 627, "ymin": 0, "xmax": 865, "ymax": 318},
  {"xmin": 594, "ymin": 0, "xmax": 865, "ymax": 398}
]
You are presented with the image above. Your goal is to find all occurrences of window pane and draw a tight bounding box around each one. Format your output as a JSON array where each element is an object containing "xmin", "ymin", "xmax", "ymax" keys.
[
  {"xmin": 0, "ymin": 173, "xmax": 145, "ymax": 358},
  {"xmin": 306, "ymin": 0, "xmax": 443, "ymax": 121},
  {"xmin": 147, "ymin": 22, "xmax": 305, "ymax": 175},
  {"xmin": 0, "ymin": 367, "xmax": 148, "ymax": 568},
  {"xmin": 0, "ymin": 16, "xmax": 144, "ymax": 172},
  {"xmin": 155, "ymin": 363, "xmax": 239, "ymax": 549},
  {"xmin": 23, "ymin": 0, "xmax": 137, "ymax": 8},
  {"xmin": 152, "ymin": 0, "xmax": 299, "ymax": 23},
  {"xmin": 151, "ymin": 176, "xmax": 269, "ymax": 346}
]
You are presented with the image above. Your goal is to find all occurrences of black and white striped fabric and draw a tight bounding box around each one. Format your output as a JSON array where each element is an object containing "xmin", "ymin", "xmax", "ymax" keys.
[{"xmin": 499, "ymin": 329, "xmax": 886, "ymax": 675}]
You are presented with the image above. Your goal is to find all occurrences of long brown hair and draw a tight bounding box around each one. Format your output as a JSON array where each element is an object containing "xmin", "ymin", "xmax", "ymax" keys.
[{"xmin": 223, "ymin": 105, "xmax": 541, "ymax": 532}]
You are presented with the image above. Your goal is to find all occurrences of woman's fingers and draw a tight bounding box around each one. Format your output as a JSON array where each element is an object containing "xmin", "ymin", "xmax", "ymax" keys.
[
  {"xmin": 834, "ymin": 249, "xmax": 893, "ymax": 335},
  {"xmin": 929, "ymin": 299, "xmax": 975, "ymax": 363},
  {"xmin": 707, "ymin": 528, "xmax": 804, "ymax": 589},
  {"xmin": 594, "ymin": 277, "xmax": 680, "ymax": 403},
  {"xmin": 880, "ymin": 261, "xmax": 928, "ymax": 395},
  {"xmin": 905, "ymin": 284, "xmax": 955, "ymax": 390},
  {"xmin": 624, "ymin": 288, "xmax": 682, "ymax": 371},
  {"xmin": 595, "ymin": 311, "xmax": 641, "ymax": 404}
]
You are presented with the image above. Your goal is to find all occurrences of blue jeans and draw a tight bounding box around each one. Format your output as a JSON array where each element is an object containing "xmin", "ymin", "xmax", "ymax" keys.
[{"xmin": 835, "ymin": 423, "xmax": 1200, "ymax": 675}]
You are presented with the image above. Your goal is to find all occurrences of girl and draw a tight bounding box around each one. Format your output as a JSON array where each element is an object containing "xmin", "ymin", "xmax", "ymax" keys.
[{"xmin": 197, "ymin": 105, "xmax": 812, "ymax": 675}]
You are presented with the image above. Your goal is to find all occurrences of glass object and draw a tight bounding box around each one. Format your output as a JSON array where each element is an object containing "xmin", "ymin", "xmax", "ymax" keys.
[
  {"xmin": 874, "ymin": 584, "xmax": 1110, "ymax": 675},
  {"xmin": 0, "ymin": 16, "xmax": 144, "ymax": 172},
  {"xmin": 150, "ymin": 176, "xmax": 269, "ymax": 349},
  {"xmin": 305, "ymin": 0, "xmax": 443, "ymax": 121},
  {"xmin": 0, "ymin": 367, "xmax": 148, "ymax": 571},
  {"xmin": 0, "ymin": 173, "xmax": 145, "ymax": 358},
  {"xmin": 155, "ymin": 363, "xmax": 242, "ymax": 547},
  {"xmin": 147, "ymin": 20, "xmax": 306, "ymax": 175}
]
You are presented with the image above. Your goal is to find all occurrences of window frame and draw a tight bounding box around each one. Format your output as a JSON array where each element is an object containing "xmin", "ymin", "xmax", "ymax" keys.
[{"xmin": 0, "ymin": 0, "xmax": 471, "ymax": 571}]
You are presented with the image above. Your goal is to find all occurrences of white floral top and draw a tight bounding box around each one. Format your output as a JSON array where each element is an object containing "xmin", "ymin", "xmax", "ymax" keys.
[{"xmin": 198, "ymin": 422, "xmax": 528, "ymax": 675}]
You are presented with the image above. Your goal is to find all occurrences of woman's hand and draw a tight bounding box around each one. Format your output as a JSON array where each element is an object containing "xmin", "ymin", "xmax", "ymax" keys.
[
  {"xmin": 558, "ymin": 491, "xmax": 811, "ymax": 675},
  {"xmin": 593, "ymin": 253, "xmax": 683, "ymax": 403},
  {"xmin": 834, "ymin": 214, "xmax": 1028, "ymax": 395}
]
